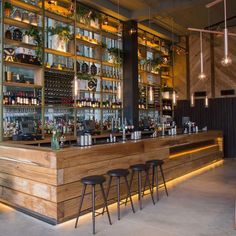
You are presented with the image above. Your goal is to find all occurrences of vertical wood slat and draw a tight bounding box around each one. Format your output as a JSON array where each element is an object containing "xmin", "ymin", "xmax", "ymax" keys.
[
  {"xmin": 210, "ymin": 34, "xmax": 215, "ymax": 98},
  {"xmin": 174, "ymin": 97, "xmax": 236, "ymax": 158}
]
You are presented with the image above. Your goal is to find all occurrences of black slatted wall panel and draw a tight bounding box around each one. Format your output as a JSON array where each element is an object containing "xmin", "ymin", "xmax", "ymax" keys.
[{"xmin": 174, "ymin": 97, "xmax": 236, "ymax": 158}]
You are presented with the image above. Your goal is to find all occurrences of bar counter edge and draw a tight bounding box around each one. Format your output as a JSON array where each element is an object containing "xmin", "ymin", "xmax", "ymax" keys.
[{"xmin": 0, "ymin": 130, "xmax": 223, "ymax": 224}]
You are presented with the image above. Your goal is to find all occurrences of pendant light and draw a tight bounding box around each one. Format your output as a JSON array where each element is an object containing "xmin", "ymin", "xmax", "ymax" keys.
[
  {"xmin": 73, "ymin": 76, "xmax": 79, "ymax": 99},
  {"xmin": 198, "ymin": 31, "xmax": 207, "ymax": 80},
  {"xmin": 221, "ymin": 0, "xmax": 232, "ymax": 66},
  {"xmin": 190, "ymin": 93, "xmax": 195, "ymax": 107},
  {"xmin": 205, "ymin": 96, "xmax": 209, "ymax": 108},
  {"xmin": 149, "ymin": 86, "xmax": 154, "ymax": 103},
  {"xmin": 171, "ymin": 18, "xmax": 177, "ymax": 106},
  {"xmin": 172, "ymin": 91, "xmax": 177, "ymax": 106}
]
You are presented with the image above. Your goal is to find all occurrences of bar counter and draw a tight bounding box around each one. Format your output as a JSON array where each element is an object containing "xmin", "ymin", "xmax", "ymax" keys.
[{"xmin": 0, "ymin": 130, "xmax": 223, "ymax": 224}]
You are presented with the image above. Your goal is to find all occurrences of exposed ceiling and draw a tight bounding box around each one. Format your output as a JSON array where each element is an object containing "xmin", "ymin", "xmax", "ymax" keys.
[{"xmin": 79, "ymin": 0, "xmax": 236, "ymax": 40}]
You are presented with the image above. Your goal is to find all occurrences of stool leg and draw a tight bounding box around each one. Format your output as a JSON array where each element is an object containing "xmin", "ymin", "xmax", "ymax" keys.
[
  {"xmin": 138, "ymin": 171, "xmax": 142, "ymax": 210},
  {"xmin": 155, "ymin": 165, "xmax": 159, "ymax": 201},
  {"xmin": 124, "ymin": 176, "xmax": 135, "ymax": 213},
  {"xmin": 142, "ymin": 168, "xmax": 148, "ymax": 197},
  {"xmin": 145, "ymin": 170, "xmax": 155, "ymax": 205},
  {"xmin": 160, "ymin": 165, "xmax": 168, "ymax": 196},
  {"xmin": 100, "ymin": 183, "xmax": 112, "ymax": 225},
  {"xmin": 102, "ymin": 176, "xmax": 112, "ymax": 215},
  {"xmin": 75, "ymin": 184, "xmax": 87, "ymax": 228},
  {"xmin": 92, "ymin": 185, "xmax": 96, "ymax": 234},
  {"xmin": 117, "ymin": 177, "xmax": 121, "ymax": 220},
  {"xmin": 125, "ymin": 170, "xmax": 134, "ymax": 206}
]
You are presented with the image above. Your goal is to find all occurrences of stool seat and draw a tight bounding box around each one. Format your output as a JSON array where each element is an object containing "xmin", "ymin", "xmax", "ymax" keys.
[
  {"xmin": 146, "ymin": 159, "xmax": 164, "ymax": 166},
  {"xmin": 81, "ymin": 175, "xmax": 106, "ymax": 185},
  {"xmin": 130, "ymin": 164, "xmax": 147, "ymax": 171},
  {"xmin": 107, "ymin": 169, "xmax": 129, "ymax": 177}
]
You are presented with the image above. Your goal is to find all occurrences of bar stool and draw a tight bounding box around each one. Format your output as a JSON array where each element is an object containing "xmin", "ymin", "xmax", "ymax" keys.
[
  {"xmin": 128, "ymin": 164, "xmax": 155, "ymax": 210},
  {"xmin": 75, "ymin": 175, "xmax": 112, "ymax": 234},
  {"xmin": 103, "ymin": 168, "xmax": 135, "ymax": 220},
  {"xmin": 144, "ymin": 159, "xmax": 168, "ymax": 201}
]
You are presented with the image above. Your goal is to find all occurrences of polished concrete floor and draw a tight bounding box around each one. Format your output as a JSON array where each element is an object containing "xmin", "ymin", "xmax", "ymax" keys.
[{"xmin": 0, "ymin": 159, "xmax": 236, "ymax": 236}]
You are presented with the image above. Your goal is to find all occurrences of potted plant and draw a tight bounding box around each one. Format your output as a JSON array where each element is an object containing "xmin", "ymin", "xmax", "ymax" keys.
[
  {"xmin": 76, "ymin": 4, "xmax": 102, "ymax": 28},
  {"xmin": 4, "ymin": 2, "xmax": 13, "ymax": 18},
  {"xmin": 24, "ymin": 26, "xmax": 43, "ymax": 62},
  {"xmin": 107, "ymin": 47, "xmax": 123, "ymax": 64},
  {"xmin": 48, "ymin": 25, "xmax": 72, "ymax": 52}
]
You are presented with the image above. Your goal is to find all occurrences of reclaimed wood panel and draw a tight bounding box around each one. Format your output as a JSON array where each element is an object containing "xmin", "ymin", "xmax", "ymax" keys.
[{"xmin": 0, "ymin": 131, "xmax": 223, "ymax": 224}]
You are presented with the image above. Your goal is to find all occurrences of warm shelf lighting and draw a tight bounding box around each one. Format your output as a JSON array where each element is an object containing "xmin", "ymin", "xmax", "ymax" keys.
[{"xmin": 73, "ymin": 76, "xmax": 79, "ymax": 98}]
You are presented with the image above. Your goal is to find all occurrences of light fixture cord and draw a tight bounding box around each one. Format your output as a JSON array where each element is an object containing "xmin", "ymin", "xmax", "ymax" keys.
[{"xmin": 200, "ymin": 31, "xmax": 204, "ymax": 73}]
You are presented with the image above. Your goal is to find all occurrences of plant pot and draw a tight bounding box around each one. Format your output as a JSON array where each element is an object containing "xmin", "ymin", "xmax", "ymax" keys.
[
  {"xmin": 52, "ymin": 35, "xmax": 67, "ymax": 52},
  {"xmin": 4, "ymin": 9, "xmax": 11, "ymax": 18},
  {"xmin": 22, "ymin": 35, "xmax": 34, "ymax": 44}
]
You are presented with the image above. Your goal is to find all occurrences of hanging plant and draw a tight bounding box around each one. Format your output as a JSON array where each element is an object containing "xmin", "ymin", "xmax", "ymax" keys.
[
  {"xmin": 47, "ymin": 25, "xmax": 72, "ymax": 42},
  {"xmin": 24, "ymin": 26, "xmax": 43, "ymax": 62},
  {"xmin": 76, "ymin": 4, "xmax": 102, "ymax": 25},
  {"xmin": 107, "ymin": 47, "xmax": 123, "ymax": 64}
]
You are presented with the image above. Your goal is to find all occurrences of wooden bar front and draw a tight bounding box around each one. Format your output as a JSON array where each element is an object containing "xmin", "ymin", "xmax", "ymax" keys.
[{"xmin": 0, "ymin": 131, "xmax": 223, "ymax": 224}]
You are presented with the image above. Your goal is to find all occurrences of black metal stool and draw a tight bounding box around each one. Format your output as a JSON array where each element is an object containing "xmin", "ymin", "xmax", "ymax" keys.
[
  {"xmin": 144, "ymin": 159, "xmax": 168, "ymax": 201},
  {"xmin": 127, "ymin": 164, "xmax": 155, "ymax": 210},
  {"xmin": 103, "ymin": 168, "xmax": 135, "ymax": 220},
  {"xmin": 75, "ymin": 175, "xmax": 112, "ymax": 234}
]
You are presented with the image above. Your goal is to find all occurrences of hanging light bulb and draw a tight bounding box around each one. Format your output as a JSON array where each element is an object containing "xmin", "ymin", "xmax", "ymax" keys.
[
  {"xmin": 173, "ymin": 91, "xmax": 177, "ymax": 106},
  {"xmin": 103, "ymin": 17, "xmax": 109, "ymax": 25},
  {"xmin": 117, "ymin": 82, "xmax": 122, "ymax": 100},
  {"xmin": 198, "ymin": 31, "xmax": 207, "ymax": 80},
  {"xmin": 73, "ymin": 76, "xmax": 79, "ymax": 99},
  {"xmin": 205, "ymin": 96, "xmax": 209, "ymax": 108},
  {"xmin": 190, "ymin": 93, "xmax": 195, "ymax": 107},
  {"xmin": 149, "ymin": 86, "xmax": 154, "ymax": 104},
  {"xmin": 221, "ymin": 0, "xmax": 232, "ymax": 67}
]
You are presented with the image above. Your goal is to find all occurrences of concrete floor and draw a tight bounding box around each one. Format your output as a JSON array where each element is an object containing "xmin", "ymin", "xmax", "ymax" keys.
[{"xmin": 0, "ymin": 160, "xmax": 236, "ymax": 236}]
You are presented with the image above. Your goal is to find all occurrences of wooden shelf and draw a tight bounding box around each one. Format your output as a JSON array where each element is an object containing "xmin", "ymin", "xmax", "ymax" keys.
[
  {"xmin": 161, "ymin": 75, "xmax": 172, "ymax": 79},
  {"xmin": 102, "ymin": 61, "xmax": 119, "ymax": 67},
  {"xmin": 161, "ymin": 64, "xmax": 171, "ymax": 68},
  {"xmin": 4, "ymin": 38, "xmax": 37, "ymax": 50},
  {"xmin": 45, "ymin": 48, "xmax": 74, "ymax": 58},
  {"xmin": 139, "ymin": 70, "xmax": 159, "ymax": 76},
  {"xmin": 76, "ymin": 55, "xmax": 101, "ymax": 64},
  {"xmin": 3, "ymin": 105, "xmax": 41, "ymax": 108},
  {"xmin": 7, "ymin": 0, "xmax": 42, "ymax": 14},
  {"xmin": 76, "ymin": 22, "xmax": 101, "ymax": 34},
  {"xmin": 102, "ymin": 77, "xmax": 121, "ymax": 82},
  {"xmin": 76, "ymin": 37, "xmax": 101, "ymax": 48},
  {"xmin": 45, "ymin": 105, "xmax": 74, "ymax": 109},
  {"xmin": 4, "ymin": 61, "xmax": 42, "ymax": 70},
  {"xmin": 45, "ymin": 10, "xmax": 74, "ymax": 24},
  {"xmin": 3, "ymin": 82, "xmax": 42, "ymax": 89},
  {"xmin": 44, "ymin": 67, "xmax": 74, "ymax": 73},
  {"xmin": 102, "ymin": 91, "xmax": 118, "ymax": 95},
  {"xmin": 4, "ymin": 18, "xmax": 41, "ymax": 30}
]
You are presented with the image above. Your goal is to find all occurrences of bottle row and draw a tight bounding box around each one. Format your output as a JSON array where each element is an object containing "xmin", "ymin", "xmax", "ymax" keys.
[
  {"xmin": 75, "ymin": 99, "xmax": 122, "ymax": 109},
  {"xmin": 3, "ymin": 91, "xmax": 40, "ymax": 106}
]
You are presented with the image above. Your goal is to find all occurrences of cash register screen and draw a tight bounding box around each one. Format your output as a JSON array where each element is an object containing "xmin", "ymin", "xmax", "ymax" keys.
[{"xmin": 20, "ymin": 121, "xmax": 35, "ymax": 134}]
